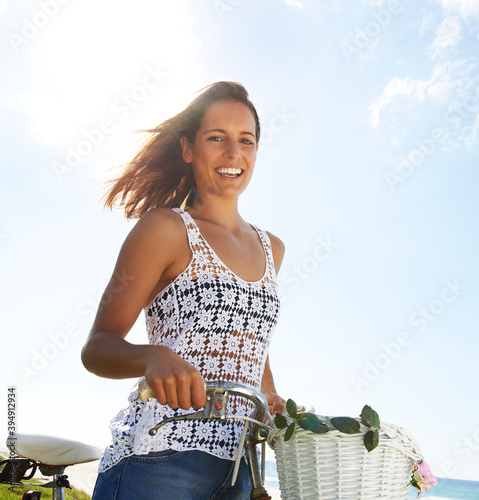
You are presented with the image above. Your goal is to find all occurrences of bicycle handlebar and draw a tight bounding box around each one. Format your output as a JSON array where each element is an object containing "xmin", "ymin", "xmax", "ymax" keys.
[
  {"xmin": 138, "ymin": 379, "xmax": 272, "ymax": 436},
  {"xmin": 138, "ymin": 379, "xmax": 277, "ymax": 499}
]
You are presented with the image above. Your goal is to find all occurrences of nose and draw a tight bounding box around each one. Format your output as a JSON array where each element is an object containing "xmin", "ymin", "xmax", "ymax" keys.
[{"xmin": 223, "ymin": 139, "xmax": 241, "ymax": 158}]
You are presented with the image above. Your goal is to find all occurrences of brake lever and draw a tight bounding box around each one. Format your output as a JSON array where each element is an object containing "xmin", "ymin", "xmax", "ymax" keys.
[
  {"xmin": 148, "ymin": 410, "xmax": 208, "ymax": 436},
  {"xmin": 139, "ymin": 379, "xmax": 231, "ymax": 436}
]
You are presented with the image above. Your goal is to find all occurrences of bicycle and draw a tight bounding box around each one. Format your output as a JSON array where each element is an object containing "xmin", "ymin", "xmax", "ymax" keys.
[
  {"xmin": 1, "ymin": 433, "xmax": 101, "ymax": 500},
  {"xmin": 138, "ymin": 379, "xmax": 423, "ymax": 500},
  {"xmin": 2, "ymin": 381, "xmax": 421, "ymax": 499}
]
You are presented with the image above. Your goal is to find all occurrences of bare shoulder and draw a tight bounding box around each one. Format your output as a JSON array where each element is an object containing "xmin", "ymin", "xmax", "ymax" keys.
[
  {"xmin": 129, "ymin": 208, "xmax": 185, "ymax": 243},
  {"xmin": 265, "ymin": 231, "xmax": 286, "ymax": 273},
  {"xmin": 119, "ymin": 208, "xmax": 188, "ymax": 265}
]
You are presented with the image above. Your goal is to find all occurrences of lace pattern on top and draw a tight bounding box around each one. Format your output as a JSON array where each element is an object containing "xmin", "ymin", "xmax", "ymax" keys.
[{"xmin": 98, "ymin": 208, "xmax": 281, "ymax": 472}]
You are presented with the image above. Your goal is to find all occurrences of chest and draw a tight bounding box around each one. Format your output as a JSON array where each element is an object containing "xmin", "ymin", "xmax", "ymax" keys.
[{"xmin": 193, "ymin": 222, "xmax": 267, "ymax": 283}]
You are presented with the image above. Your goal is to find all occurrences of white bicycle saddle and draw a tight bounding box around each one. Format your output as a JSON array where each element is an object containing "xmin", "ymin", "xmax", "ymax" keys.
[{"xmin": 10, "ymin": 434, "xmax": 102, "ymax": 466}]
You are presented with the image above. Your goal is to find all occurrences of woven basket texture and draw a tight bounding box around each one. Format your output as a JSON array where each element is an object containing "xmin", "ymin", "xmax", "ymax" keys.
[{"xmin": 268, "ymin": 421, "xmax": 422, "ymax": 499}]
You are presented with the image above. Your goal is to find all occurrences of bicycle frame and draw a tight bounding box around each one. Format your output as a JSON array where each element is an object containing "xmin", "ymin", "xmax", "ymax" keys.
[{"xmin": 0, "ymin": 455, "xmax": 71, "ymax": 500}]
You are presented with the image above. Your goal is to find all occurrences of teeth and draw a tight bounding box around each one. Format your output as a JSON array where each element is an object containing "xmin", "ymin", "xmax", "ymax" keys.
[{"xmin": 216, "ymin": 167, "xmax": 243, "ymax": 175}]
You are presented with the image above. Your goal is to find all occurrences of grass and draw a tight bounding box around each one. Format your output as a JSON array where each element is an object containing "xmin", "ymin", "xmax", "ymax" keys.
[
  {"xmin": 0, "ymin": 456, "xmax": 91, "ymax": 500},
  {"xmin": 0, "ymin": 482, "xmax": 91, "ymax": 500}
]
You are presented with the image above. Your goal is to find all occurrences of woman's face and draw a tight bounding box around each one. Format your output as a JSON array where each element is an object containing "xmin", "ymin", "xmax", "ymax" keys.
[{"xmin": 181, "ymin": 100, "xmax": 258, "ymax": 202}]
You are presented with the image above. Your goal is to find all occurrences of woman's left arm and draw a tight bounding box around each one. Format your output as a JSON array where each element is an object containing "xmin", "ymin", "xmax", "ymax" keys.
[
  {"xmin": 262, "ymin": 231, "xmax": 287, "ymax": 414},
  {"xmin": 261, "ymin": 355, "xmax": 285, "ymax": 414}
]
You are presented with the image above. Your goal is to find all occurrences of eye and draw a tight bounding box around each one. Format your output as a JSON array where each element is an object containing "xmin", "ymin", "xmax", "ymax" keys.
[
  {"xmin": 207, "ymin": 135, "xmax": 222, "ymax": 141},
  {"xmin": 241, "ymin": 138, "xmax": 255, "ymax": 145}
]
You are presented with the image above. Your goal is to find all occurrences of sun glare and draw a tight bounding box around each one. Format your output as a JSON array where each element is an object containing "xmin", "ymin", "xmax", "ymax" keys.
[{"xmin": 19, "ymin": 0, "xmax": 201, "ymax": 149}]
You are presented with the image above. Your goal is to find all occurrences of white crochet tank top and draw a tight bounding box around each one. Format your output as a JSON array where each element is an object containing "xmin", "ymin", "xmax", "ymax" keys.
[{"xmin": 98, "ymin": 208, "xmax": 281, "ymax": 472}]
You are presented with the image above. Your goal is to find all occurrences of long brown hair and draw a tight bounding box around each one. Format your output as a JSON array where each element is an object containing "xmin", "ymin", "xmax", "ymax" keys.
[{"xmin": 102, "ymin": 81, "xmax": 261, "ymax": 219}]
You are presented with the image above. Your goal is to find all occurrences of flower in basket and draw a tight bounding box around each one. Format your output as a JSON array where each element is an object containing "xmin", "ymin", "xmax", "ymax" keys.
[{"xmin": 409, "ymin": 460, "xmax": 437, "ymax": 497}]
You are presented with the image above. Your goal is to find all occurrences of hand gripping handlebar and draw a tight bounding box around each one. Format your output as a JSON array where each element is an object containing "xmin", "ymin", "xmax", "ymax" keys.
[
  {"xmin": 138, "ymin": 379, "xmax": 272, "ymax": 434},
  {"xmin": 138, "ymin": 379, "xmax": 272, "ymax": 499}
]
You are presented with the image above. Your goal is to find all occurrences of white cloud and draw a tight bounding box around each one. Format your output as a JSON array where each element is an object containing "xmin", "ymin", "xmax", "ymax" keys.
[
  {"xmin": 368, "ymin": 62, "xmax": 463, "ymax": 128},
  {"xmin": 437, "ymin": 0, "xmax": 479, "ymax": 18},
  {"xmin": 369, "ymin": 58, "xmax": 479, "ymax": 152},
  {"xmin": 369, "ymin": 70, "xmax": 442, "ymax": 128},
  {"xmin": 430, "ymin": 15, "xmax": 462, "ymax": 59}
]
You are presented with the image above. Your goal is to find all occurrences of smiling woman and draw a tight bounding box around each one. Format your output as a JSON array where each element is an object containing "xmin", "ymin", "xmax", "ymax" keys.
[
  {"xmin": 180, "ymin": 100, "xmax": 258, "ymax": 202},
  {"xmin": 81, "ymin": 81, "xmax": 286, "ymax": 500},
  {"xmin": 102, "ymin": 82, "xmax": 261, "ymax": 217}
]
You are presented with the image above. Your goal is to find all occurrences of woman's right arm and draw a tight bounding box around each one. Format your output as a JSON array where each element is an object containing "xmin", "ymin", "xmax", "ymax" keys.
[{"xmin": 81, "ymin": 209, "xmax": 206, "ymax": 410}]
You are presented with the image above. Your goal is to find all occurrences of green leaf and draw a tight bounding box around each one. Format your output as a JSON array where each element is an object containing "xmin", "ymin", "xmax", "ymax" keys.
[
  {"xmin": 330, "ymin": 417, "xmax": 360, "ymax": 434},
  {"xmin": 286, "ymin": 399, "xmax": 297, "ymax": 418},
  {"xmin": 297, "ymin": 413, "xmax": 330, "ymax": 434},
  {"xmin": 364, "ymin": 429, "xmax": 379, "ymax": 452},
  {"xmin": 274, "ymin": 413, "xmax": 288, "ymax": 430},
  {"xmin": 360, "ymin": 405, "xmax": 380, "ymax": 429},
  {"xmin": 284, "ymin": 422, "xmax": 296, "ymax": 441},
  {"xmin": 324, "ymin": 416, "xmax": 333, "ymax": 430}
]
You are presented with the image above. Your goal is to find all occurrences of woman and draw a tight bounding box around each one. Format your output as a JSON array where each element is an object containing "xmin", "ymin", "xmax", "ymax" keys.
[{"xmin": 82, "ymin": 81, "xmax": 285, "ymax": 499}]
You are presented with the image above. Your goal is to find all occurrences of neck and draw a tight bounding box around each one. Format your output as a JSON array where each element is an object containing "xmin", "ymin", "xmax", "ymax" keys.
[{"xmin": 188, "ymin": 194, "xmax": 244, "ymax": 230}]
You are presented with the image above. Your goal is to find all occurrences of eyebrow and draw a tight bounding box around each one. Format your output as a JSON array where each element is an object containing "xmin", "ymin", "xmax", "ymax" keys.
[{"xmin": 203, "ymin": 128, "xmax": 255, "ymax": 138}]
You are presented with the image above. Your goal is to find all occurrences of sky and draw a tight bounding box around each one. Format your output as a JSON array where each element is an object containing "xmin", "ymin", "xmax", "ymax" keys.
[{"xmin": 1, "ymin": 0, "xmax": 479, "ymax": 488}]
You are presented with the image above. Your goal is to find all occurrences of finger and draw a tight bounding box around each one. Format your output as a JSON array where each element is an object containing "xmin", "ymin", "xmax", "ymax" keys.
[
  {"xmin": 267, "ymin": 403, "xmax": 278, "ymax": 415},
  {"xmin": 190, "ymin": 375, "xmax": 207, "ymax": 409},
  {"xmin": 276, "ymin": 401, "xmax": 286, "ymax": 414},
  {"xmin": 176, "ymin": 375, "xmax": 193, "ymax": 410},
  {"xmin": 163, "ymin": 377, "xmax": 179, "ymax": 410},
  {"xmin": 271, "ymin": 400, "xmax": 286, "ymax": 415},
  {"xmin": 150, "ymin": 380, "xmax": 167, "ymax": 406}
]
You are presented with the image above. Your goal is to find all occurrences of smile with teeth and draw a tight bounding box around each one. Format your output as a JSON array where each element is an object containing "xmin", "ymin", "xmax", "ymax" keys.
[{"xmin": 215, "ymin": 167, "xmax": 244, "ymax": 177}]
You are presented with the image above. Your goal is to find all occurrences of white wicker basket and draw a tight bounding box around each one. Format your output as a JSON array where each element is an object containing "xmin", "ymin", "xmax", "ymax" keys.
[{"xmin": 268, "ymin": 419, "xmax": 423, "ymax": 499}]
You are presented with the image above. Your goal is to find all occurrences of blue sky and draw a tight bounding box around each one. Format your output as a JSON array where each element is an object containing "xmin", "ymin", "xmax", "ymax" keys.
[{"xmin": 2, "ymin": 0, "xmax": 479, "ymax": 484}]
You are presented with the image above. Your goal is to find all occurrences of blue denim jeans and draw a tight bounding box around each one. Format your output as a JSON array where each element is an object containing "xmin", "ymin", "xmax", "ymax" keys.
[{"xmin": 91, "ymin": 449, "xmax": 252, "ymax": 499}]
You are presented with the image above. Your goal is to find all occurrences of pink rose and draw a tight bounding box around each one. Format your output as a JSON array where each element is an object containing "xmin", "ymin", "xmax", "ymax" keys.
[
  {"xmin": 412, "ymin": 461, "xmax": 437, "ymax": 497},
  {"xmin": 418, "ymin": 461, "xmax": 437, "ymax": 486}
]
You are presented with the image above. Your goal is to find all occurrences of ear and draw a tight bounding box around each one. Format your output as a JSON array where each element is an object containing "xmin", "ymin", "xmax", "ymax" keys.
[{"xmin": 180, "ymin": 136, "xmax": 193, "ymax": 163}]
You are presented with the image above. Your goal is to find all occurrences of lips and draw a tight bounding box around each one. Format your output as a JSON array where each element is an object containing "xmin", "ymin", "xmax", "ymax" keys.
[{"xmin": 214, "ymin": 167, "xmax": 244, "ymax": 177}]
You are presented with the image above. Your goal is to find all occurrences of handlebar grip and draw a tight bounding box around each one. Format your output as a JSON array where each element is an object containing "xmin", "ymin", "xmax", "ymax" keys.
[{"xmin": 138, "ymin": 379, "xmax": 157, "ymax": 401}]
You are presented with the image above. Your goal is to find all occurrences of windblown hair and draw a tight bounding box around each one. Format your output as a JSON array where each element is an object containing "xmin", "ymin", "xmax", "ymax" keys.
[{"xmin": 102, "ymin": 81, "xmax": 261, "ymax": 219}]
